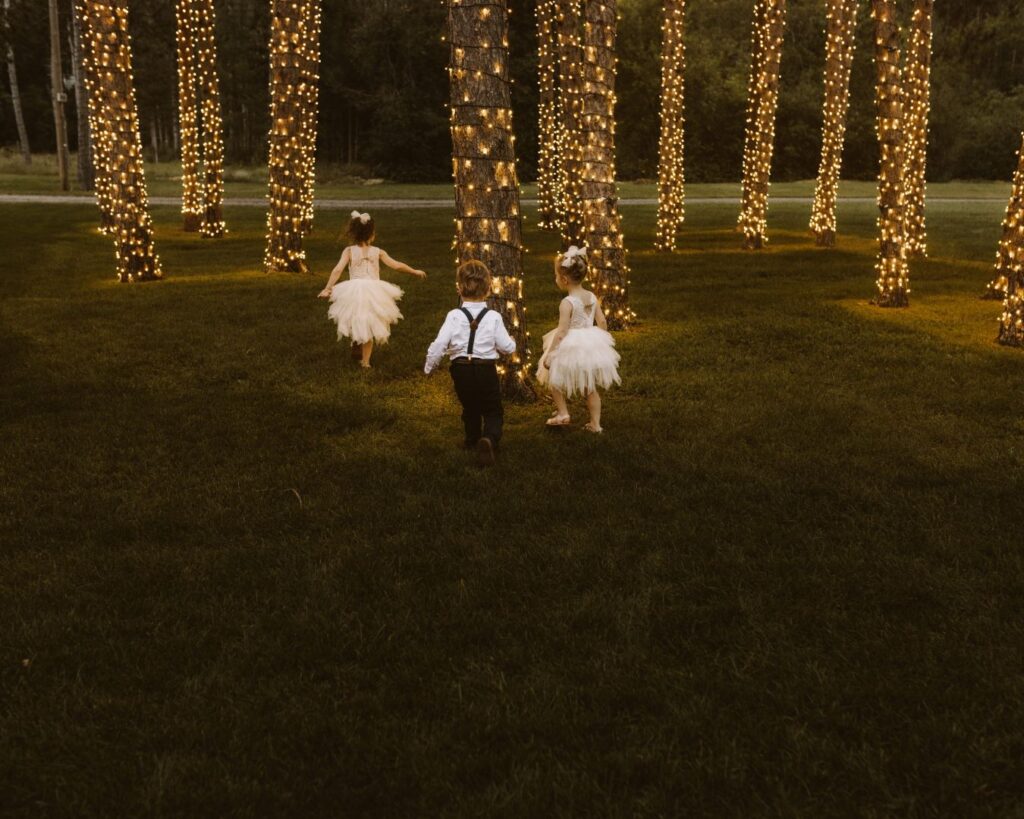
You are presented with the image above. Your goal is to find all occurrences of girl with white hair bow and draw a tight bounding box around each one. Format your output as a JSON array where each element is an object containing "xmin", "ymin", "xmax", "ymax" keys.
[{"xmin": 318, "ymin": 210, "xmax": 427, "ymax": 368}]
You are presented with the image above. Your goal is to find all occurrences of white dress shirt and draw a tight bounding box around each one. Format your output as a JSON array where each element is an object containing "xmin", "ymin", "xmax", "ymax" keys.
[{"xmin": 424, "ymin": 301, "xmax": 517, "ymax": 374}]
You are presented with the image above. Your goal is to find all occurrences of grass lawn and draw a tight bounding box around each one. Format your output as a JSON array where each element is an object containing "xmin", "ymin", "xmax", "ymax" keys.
[{"xmin": 2, "ymin": 192, "xmax": 1023, "ymax": 816}]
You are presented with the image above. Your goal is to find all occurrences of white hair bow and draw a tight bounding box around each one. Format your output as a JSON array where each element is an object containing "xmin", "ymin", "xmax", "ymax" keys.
[
  {"xmin": 351, "ymin": 210, "xmax": 371, "ymax": 224},
  {"xmin": 561, "ymin": 245, "xmax": 587, "ymax": 267}
]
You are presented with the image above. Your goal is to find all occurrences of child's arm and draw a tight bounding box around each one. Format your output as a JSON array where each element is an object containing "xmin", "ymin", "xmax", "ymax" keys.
[
  {"xmin": 594, "ymin": 297, "xmax": 609, "ymax": 331},
  {"xmin": 424, "ymin": 312, "xmax": 457, "ymax": 375},
  {"xmin": 317, "ymin": 247, "xmax": 351, "ymax": 298},
  {"xmin": 494, "ymin": 314, "xmax": 517, "ymax": 356},
  {"xmin": 541, "ymin": 298, "xmax": 574, "ymax": 366},
  {"xmin": 380, "ymin": 250, "xmax": 427, "ymax": 279}
]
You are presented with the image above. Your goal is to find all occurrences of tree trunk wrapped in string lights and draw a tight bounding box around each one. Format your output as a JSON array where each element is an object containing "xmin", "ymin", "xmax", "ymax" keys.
[
  {"xmin": 655, "ymin": 0, "xmax": 686, "ymax": 253},
  {"xmin": 264, "ymin": 0, "xmax": 321, "ymax": 274},
  {"xmin": 809, "ymin": 0, "xmax": 858, "ymax": 247},
  {"xmin": 556, "ymin": 0, "xmax": 586, "ymax": 249},
  {"xmin": 194, "ymin": 0, "xmax": 226, "ymax": 237},
  {"xmin": 74, "ymin": 0, "xmax": 115, "ymax": 234},
  {"xmin": 738, "ymin": 0, "xmax": 786, "ymax": 250},
  {"xmin": 447, "ymin": 0, "xmax": 533, "ymax": 400},
  {"xmin": 175, "ymin": 0, "xmax": 202, "ymax": 231},
  {"xmin": 536, "ymin": 0, "xmax": 564, "ymax": 231},
  {"xmin": 580, "ymin": 0, "xmax": 633, "ymax": 329},
  {"xmin": 985, "ymin": 131, "xmax": 1024, "ymax": 301},
  {"xmin": 870, "ymin": 0, "xmax": 908, "ymax": 307},
  {"xmin": 79, "ymin": 0, "xmax": 162, "ymax": 282},
  {"xmin": 902, "ymin": 0, "xmax": 933, "ymax": 258}
]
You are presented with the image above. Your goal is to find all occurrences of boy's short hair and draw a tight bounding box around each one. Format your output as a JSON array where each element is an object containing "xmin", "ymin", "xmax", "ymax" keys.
[{"xmin": 457, "ymin": 260, "xmax": 492, "ymax": 300}]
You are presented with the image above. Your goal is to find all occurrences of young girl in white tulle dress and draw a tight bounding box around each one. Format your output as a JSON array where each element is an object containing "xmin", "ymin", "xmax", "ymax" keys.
[
  {"xmin": 537, "ymin": 246, "xmax": 621, "ymax": 432},
  {"xmin": 317, "ymin": 211, "xmax": 427, "ymax": 368}
]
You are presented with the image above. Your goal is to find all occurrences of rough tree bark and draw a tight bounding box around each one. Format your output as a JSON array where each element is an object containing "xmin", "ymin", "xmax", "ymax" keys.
[
  {"xmin": 580, "ymin": 0, "xmax": 633, "ymax": 329},
  {"xmin": 48, "ymin": 0, "xmax": 70, "ymax": 190},
  {"xmin": 871, "ymin": 0, "xmax": 909, "ymax": 307},
  {"xmin": 447, "ymin": 0, "xmax": 534, "ymax": 400},
  {"xmin": 738, "ymin": 0, "xmax": 786, "ymax": 250},
  {"xmin": 655, "ymin": 0, "xmax": 686, "ymax": 252},
  {"xmin": 556, "ymin": 0, "xmax": 585, "ymax": 249},
  {"xmin": 902, "ymin": 0, "xmax": 933, "ymax": 258},
  {"xmin": 535, "ymin": 0, "xmax": 564, "ymax": 232},
  {"xmin": 4, "ymin": 0, "xmax": 31, "ymax": 165},
  {"xmin": 79, "ymin": 0, "xmax": 162, "ymax": 282},
  {"xmin": 810, "ymin": 0, "xmax": 858, "ymax": 247},
  {"xmin": 985, "ymin": 131, "xmax": 1024, "ymax": 301}
]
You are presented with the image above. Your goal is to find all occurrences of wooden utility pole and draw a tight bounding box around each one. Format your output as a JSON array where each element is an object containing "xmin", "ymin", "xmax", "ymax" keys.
[{"xmin": 48, "ymin": 0, "xmax": 70, "ymax": 190}]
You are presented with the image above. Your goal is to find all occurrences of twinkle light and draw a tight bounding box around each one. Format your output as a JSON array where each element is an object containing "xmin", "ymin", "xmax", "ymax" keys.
[
  {"xmin": 738, "ymin": 0, "xmax": 787, "ymax": 250},
  {"xmin": 556, "ymin": 0, "xmax": 586, "ymax": 249},
  {"xmin": 655, "ymin": 0, "xmax": 686, "ymax": 253},
  {"xmin": 579, "ymin": 0, "xmax": 633, "ymax": 328},
  {"xmin": 77, "ymin": 0, "xmax": 162, "ymax": 282},
  {"xmin": 535, "ymin": 0, "xmax": 565, "ymax": 231},
  {"xmin": 175, "ymin": 0, "xmax": 202, "ymax": 232},
  {"xmin": 871, "ymin": 0, "xmax": 909, "ymax": 307},
  {"xmin": 986, "ymin": 131, "xmax": 1024, "ymax": 307},
  {"xmin": 74, "ymin": 0, "xmax": 115, "ymax": 234},
  {"xmin": 902, "ymin": 0, "xmax": 932, "ymax": 258},
  {"xmin": 809, "ymin": 0, "xmax": 858, "ymax": 247},
  {"xmin": 264, "ymin": 0, "xmax": 321, "ymax": 274},
  {"xmin": 447, "ymin": 0, "xmax": 533, "ymax": 399}
]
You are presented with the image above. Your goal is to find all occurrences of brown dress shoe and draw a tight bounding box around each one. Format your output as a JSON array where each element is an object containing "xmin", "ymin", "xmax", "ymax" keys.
[{"xmin": 476, "ymin": 437, "xmax": 496, "ymax": 467}]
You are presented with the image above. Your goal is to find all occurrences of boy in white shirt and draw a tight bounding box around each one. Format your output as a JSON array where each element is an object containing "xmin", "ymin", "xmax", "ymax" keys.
[{"xmin": 424, "ymin": 261, "xmax": 517, "ymax": 467}]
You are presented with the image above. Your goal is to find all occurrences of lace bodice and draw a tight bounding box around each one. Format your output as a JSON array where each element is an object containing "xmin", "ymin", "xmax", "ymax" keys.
[
  {"xmin": 348, "ymin": 245, "xmax": 381, "ymax": 281},
  {"xmin": 566, "ymin": 293, "xmax": 597, "ymax": 329}
]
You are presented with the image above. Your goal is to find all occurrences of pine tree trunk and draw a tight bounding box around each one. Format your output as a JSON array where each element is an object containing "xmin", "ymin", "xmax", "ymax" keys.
[
  {"xmin": 69, "ymin": 3, "xmax": 94, "ymax": 189},
  {"xmin": 985, "ymin": 131, "xmax": 1024, "ymax": 302},
  {"xmin": 49, "ymin": 0, "xmax": 70, "ymax": 191},
  {"xmin": 74, "ymin": 0, "xmax": 115, "ymax": 233},
  {"xmin": 535, "ymin": 0, "xmax": 564, "ymax": 232},
  {"xmin": 5, "ymin": 0, "xmax": 31, "ymax": 164},
  {"xmin": 902, "ymin": 0, "xmax": 933, "ymax": 258},
  {"xmin": 556, "ymin": 0, "xmax": 585, "ymax": 249},
  {"xmin": 810, "ymin": 0, "xmax": 858, "ymax": 247},
  {"xmin": 871, "ymin": 0, "xmax": 909, "ymax": 307},
  {"xmin": 738, "ymin": 0, "xmax": 786, "ymax": 250},
  {"xmin": 264, "ymin": 0, "xmax": 321, "ymax": 273},
  {"xmin": 655, "ymin": 0, "xmax": 686, "ymax": 253},
  {"xmin": 80, "ymin": 0, "xmax": 162, "ymax": 282},
  {"xmin": 195, "ymin": 0, "xmax": 226, "ymax": 238},
  {"xmin": 580, "ymin": 0, "xmax": 632, "ymax": 328},
  {"xmin": 447, "ymin": 0, "xmax": 534, "ymax": 401},
  {"xmin": 176, "ymin": 0, "xmax": 202, "ymax": 231}
]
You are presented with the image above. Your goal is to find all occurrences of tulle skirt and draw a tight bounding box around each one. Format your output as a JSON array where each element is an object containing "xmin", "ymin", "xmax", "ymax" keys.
[
  {"xmin": 327, "ymin": 278, "xmax": 404, "ymax": 345},
  {"xmin": 537, "ymin": 326, "xmax": 621, "ymax": 398}
]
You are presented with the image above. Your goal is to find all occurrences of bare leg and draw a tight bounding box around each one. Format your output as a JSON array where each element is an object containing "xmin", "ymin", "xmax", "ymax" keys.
[
  {"xmin": 546, "ymin": 387, "xmax": 570, "ymax": 425},
  {"xmin": 360, "ymin": 341, "xmax": 374, "ymax": 367},
  {"xmin": 585, "ymin": 390, "xmax": 602, "ymax": 432}
]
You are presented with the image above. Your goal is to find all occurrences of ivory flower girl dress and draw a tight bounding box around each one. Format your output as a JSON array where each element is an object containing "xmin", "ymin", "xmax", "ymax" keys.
[
  {"xmin": 327, "ymin": 245, "xmax": 404, "ymax": 345},
  {"xmin": 538, "ymin": 291, "xmax": 621, "ymax": 397}
]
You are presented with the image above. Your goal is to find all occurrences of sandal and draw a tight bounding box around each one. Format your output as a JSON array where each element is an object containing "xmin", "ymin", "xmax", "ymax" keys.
[
  {"xmin": 546, "ymin": 414, "xmax": 571, "ymax": 427},
  {"xmin": 583, "ymin": 423, "xmax": 603, "ymax": 434}
]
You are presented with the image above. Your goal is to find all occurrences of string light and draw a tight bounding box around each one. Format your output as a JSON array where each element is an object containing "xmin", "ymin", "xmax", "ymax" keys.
[
  {"xmin": 738, "ymin": 0, "xmax": 787, "ymax": 250},
  {"xmin": 264, "ymin": 0, "xmax": 321, "ymax": 273},
  {"xmin": 655, "ymin": 0, "xmax": 686, "ymax": 253},
  {"xmin": 986, "ymin": 131, "xmax": 1024, "ymax": 306},
  {"xmin": 78, "ymin": 0, "xmax": 162, "ymax": 282},
  {"xmin": 902, "ymin": 0, "xmax": 932, "ymax": 258},
  {"xmin": 870, "ymin": 0, "xmax": 909, "ymax": 307},
  {"xmin": 556, "ymin": 0, "xmax": 586, "ymax": 249},
  {"xmin": 579, "ymin": 0, "xmax": 633, "ymax": 328},
  {"xmin": 446, "ymin": 0, "xmax": 533, "ymax": 399},
  {"xmin": 535, "ymin": 0, "xmax": 564, "ymax": 231},
  {"xmin": 810, "ymin": 0, "xmax": 858, "ymax": 247},
  {"xmin": 74, "ymin": 0, "xmax": 115, "ymax": 234},
  {"xmin": 176, "ymin": 0, "xmax": 201, "ymax": 231}
]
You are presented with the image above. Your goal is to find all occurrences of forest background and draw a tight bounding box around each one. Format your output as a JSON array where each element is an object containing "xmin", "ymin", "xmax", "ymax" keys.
[{"xmin": 3, "ymin": 0, "xmax": 1023, "ymax": 184}]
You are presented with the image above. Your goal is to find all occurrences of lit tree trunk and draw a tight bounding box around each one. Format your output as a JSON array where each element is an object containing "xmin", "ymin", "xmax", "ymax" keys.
[
  {"xmin": 738, "ymin": 0, "xmax": 786, "ymax": 250},
  {"xmin": 556, "ymin": 0, "xmax": 585, "ymax": 249},
  {"xmin": 447, "ymin": 0, "xmax": 533, "ymax": 400},
  {"xmin": 74, "ymin": 0, "xmax": 115, "ymax": 233},
  {"xmin": 176, "ymin": 0, "xmax": 202, "ymax": 231},
  {"xmin": 48, "ymin": 0, "xmax": 70, "ymax": 191},
  {"xmin": 535, "ymin": 0, "xmax": 564, "ymax": 231},
  {"xmin": 4, "ymin": 0, "xmax": 31, "ymax": 165},
  {"xmin": 195, "ymin": 0, "xmax": 226, "ymax": 238},
  {"xmin": 902, "ymin": 0, "xmax": 933, "ymax": 258},
  {"xmin": 264, "ymin": 0, "xmax": 321, "ymax": 274},
  {"xmin": 985, "ymin": 131, "xmax": 1024, "ymax": 302},
  {"xmin": 810, "ymin": 0, "xmax": 858, "ymax": 247},
  {"xmin": 871, "ymin": 0, "xmax": 909, "ymax": 307},
  {"xmin": 580, "ymin": 0, "xmax": 633, "ymax": 329},
  {"xmin": 69, "ymin": 3, "xmax": 94, "ymax": 190},
  {"xmin": 655, "ymin": 0, "xmax": 686, "ymax": 252},
  {"xmin": 80, "ymin": 0, "xmax": 162, "ymax": 282}
]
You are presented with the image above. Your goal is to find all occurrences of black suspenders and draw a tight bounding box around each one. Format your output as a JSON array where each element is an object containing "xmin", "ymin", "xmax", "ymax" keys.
[{"xmin": 459, "ymin": 306, "xmax": 490, "ymax": 359}]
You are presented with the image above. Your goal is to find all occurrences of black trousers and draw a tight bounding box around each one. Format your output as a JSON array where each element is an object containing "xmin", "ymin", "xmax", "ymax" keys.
[{"xmin": 450, "ymin": 361, "xmax": 503, "ymax": 446}]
